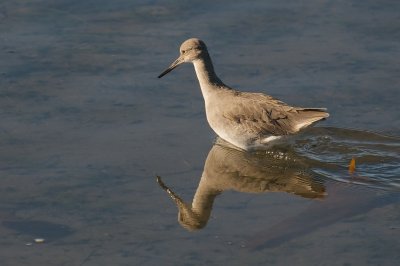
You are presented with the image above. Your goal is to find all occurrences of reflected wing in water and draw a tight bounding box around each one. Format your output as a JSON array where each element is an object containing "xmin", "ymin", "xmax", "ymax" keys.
[
  {"xmin": 247, "ymin": 127, "xmax": 400, "ymax": 249},
  {"xmin": 157, "ymin": 127, "xmax": 399, "ymax": 233},
  {"xmin": 157, "ymin": 138, "xmax": 326, "ymax": 231}
]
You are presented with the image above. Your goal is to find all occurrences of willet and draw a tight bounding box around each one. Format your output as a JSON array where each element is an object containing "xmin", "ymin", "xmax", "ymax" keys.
[{"xmin": 158, "ymin": 38, "xmax": 329, "ymax": 150}]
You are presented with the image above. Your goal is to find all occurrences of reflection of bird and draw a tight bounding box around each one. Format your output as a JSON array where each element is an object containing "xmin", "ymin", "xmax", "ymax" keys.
[
  {"xmin": 157, "ymin": 138, "xmax": 326, "ymax": 231},
  {"xmin": 158, "ymin": 38, "xmax": 329, "ymax": 150}
]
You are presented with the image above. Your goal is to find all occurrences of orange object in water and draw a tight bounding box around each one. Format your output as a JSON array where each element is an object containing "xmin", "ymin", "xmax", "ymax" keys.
[{"xmin": 349, "ymin": 157, "xmax": 356, "ymax": 173}]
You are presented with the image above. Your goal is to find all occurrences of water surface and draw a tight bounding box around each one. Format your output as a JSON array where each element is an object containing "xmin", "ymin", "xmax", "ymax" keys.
[{"xmin": 0, "ymin": 0, "xmax": 399, "ymax": 265}]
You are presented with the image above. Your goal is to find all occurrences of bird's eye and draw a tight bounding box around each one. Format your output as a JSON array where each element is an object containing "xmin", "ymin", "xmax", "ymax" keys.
[{"xmin": 181, "ymin": 50, "xmax": 186, "ymax": 54}]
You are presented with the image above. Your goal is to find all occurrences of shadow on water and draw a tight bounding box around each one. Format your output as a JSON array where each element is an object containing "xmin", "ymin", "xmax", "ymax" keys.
[{"xmin": 156, "ymin": 127, "xmax": 400, "ymax": 248}]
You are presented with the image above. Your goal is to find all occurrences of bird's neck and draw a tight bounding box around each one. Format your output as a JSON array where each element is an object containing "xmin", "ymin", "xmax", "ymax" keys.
[
  {"xmin": 190, "ymin": 174, "xmax": 220, "ymax": 222},
  {"xmin": 193, "ymin": 53, "xmax": 225, "ymax": 97}
]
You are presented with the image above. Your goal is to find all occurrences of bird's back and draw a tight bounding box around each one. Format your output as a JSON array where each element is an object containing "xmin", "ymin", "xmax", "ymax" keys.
[{"xmin": 205, "ymin": 88, "xmax": 329, "ymax": 149}]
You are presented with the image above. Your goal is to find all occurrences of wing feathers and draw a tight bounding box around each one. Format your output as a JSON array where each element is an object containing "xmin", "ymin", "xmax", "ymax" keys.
[{"xmin": 222, "ymin": 92, "xmax": 329, "ymax": 136}]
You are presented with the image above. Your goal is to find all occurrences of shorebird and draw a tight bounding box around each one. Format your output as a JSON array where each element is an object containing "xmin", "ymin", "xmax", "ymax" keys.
[{"xmin": 158, "ymin": 38, "xmax": 329, "ymax": 150}]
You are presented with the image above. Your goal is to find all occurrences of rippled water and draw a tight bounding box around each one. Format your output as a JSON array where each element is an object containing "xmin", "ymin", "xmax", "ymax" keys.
[
  {"xmin": 0, "ymin": 0, "xmax": 399, "ymax": 265},
  {"xmin": 157, "ymin": 128, "xmax": 400, "ymax": 230},
  {"xmin": 296, "ymin": 127, "xmax": 400, "ymax": 191}
]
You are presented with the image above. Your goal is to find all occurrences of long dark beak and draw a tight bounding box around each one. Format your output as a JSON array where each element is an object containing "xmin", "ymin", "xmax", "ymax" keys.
[
  {"xmin": 156, "ymin": 176, "xmax": 185, "ymax": 206},
  {"xmin": 158, "ymin": 56, "xmax": 184, "ymax": 78}
]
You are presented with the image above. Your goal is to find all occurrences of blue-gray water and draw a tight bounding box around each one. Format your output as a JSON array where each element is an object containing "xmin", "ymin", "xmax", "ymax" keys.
[{"xmin": 0, "ymin": 0, "xmax": 399, "ymax": 265}]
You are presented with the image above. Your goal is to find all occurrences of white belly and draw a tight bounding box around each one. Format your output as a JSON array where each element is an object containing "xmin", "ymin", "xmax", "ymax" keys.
[{"xmin": 209, "ymin": 120, "xmax": 284, "ymax": 150}]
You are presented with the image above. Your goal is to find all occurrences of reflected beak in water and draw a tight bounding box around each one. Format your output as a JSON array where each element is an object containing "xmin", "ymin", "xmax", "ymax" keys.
[
  {"xmin": 156, "ymin": 175, "xmax": 184, "ymax": 205},
  {"xmin": 158, "ymin": 56, "xmax": 184, "ymax": 78}
]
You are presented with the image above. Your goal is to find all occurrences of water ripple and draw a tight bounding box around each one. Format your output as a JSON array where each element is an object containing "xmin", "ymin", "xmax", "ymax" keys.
[{"xmin": 295, "ymin": 127, "xmax": 400, "ymax": 191}]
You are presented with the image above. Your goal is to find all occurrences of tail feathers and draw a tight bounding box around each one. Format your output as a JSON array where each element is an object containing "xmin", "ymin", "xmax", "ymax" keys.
[{"xmin": 293, "ymin": 108, "xmax": 329, "ymax": 131}]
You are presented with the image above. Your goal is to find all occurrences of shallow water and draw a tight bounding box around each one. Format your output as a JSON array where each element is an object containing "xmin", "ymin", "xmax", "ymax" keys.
[{"xmin": 0, "ymin": 0, "xmax": 399, "ymax": 265}]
